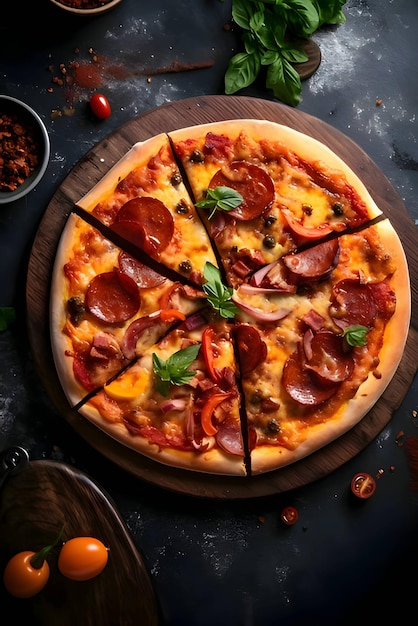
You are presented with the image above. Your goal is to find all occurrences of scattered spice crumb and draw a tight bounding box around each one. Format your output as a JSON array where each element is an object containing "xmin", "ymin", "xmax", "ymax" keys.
[
  {"xmin": 258, "ymin": 515, "xmax": 265, "ymax": 524},
  {"xmin": 389, "ymin": 465, "xmax": 395, "ymax": 472},
  {"xmin": 376, "ymin": 468, "xmax": 384, "ymax": 479},
  {"xmin": 376, "ymin": 98, "xmax": 383, "ymax": 106},
  {"xmin": 395, "ymin": 430, "xmax": 405, "ymax": 446}
]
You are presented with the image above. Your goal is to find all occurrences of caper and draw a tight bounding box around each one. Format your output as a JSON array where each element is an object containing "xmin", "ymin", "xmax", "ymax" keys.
[{"xmin": 263, "ymin": 234, "xmax": 276, "ymax": 249}]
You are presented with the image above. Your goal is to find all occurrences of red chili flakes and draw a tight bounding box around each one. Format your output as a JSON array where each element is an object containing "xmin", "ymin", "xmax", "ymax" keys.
[{"xmin": 0, "ymin": 111, "xmax": 40, "ymax": 192}]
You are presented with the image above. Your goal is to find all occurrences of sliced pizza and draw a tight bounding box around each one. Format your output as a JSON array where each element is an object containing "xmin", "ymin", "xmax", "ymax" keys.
[
  {"xmin": 232, "ymin": 219, "xmax": 410, "ymax": 474},
  {"xmin": 76, "ymin": 133, "xmax": 217, "ymax": 287},
  {"xmin": 50, "ymin": 213, "xmax": 207, "ymax": 408},
  {"xmin": 169, "ymin": 119, "xmax": 382, "ymax": 288},
  {"xmin": 76, "ymin": 309, "xmax": 246, "ymax": 475}
]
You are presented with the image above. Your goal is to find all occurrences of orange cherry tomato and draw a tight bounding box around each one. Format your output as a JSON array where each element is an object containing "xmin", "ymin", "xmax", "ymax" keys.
[
  {"xmin": 280, "ymin": 505, "xmax": 299, "ymax": 526},
  {"xmin": 89, "ymin": 93, "xmax": 111, "ymax": 119},
  {"xmin": 3, "ymin": 550, "xmax": 50, "ymax": 598},
  {"xmin": 58, "ymin": 537, "xmax": 109, "ymax": 581},
  {"xmin": 350, "ymin": 472, "xmax": 376, "ymax": 499}
]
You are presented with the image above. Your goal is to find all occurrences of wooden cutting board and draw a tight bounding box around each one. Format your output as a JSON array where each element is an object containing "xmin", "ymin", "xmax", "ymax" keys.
[
  {"xmin": 26, "ymin": 95, "xmax": 418, "ymax": 499},
  {"xmin": 0, "ymin": 460, "xmax": 159, "ymax": 625}
]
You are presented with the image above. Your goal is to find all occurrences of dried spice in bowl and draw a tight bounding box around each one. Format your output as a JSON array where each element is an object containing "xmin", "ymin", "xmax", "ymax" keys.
[
  {"xmin": 0, "ymin": 110, "xmax": 40, "ymax": 193},
  {"xmin": 55, "ymin": 0, "xmax": 114, "ymax": 8}
]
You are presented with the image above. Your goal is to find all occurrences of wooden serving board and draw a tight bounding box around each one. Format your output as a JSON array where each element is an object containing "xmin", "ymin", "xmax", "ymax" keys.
[
  {"xmin": 26, "ymin": 95, "xmax": 418, "ymax": 499},
  {"xmin": 0, "ymin": 460, "xmax": 159, "ymax": 625}
]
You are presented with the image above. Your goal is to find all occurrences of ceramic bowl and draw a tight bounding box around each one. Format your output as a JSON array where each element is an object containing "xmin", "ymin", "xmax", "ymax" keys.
[
  {"xmin": 0, "ymin": 96, "xmax": 50, "ymax": 205},
  {"xmin": 49, "ymin": 0, "xmax": 123, "ymax": 16}
]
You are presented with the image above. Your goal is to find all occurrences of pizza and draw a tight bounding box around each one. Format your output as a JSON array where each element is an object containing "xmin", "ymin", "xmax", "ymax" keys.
[{"xmin": 50, "ymin": 119, "xmax": 411, "ymax": 476}]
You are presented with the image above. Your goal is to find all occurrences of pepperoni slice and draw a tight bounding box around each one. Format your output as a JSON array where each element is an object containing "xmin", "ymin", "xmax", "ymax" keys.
[
  {"xmin": 85, "ymin": 270, "xmax": 140, "ymax": 324},
  {"xmin": 234, "ymin": 324, "xmax": 268, "ymax": 375},
  {"xmin": 304, "ymin": 330, "xmax": 354, "ymax": 384},
  {"xmin": 209, "ymin": 161, "xmax": 274, "ymax": 220},
  {"xmin": 330, "ymin": 279, "xmax": 395, "ymax": 329},
  {"xmin": 282, "ymin": 346, "xmax": 339, "ymax": 406},
  {"xmin": 118, "ymin": 250, "xmax": 166, "ymax": 288},
  {"xmin": 283, "ymin": 238, "xmax": 340, "ymax": 282},
  {"xmin": 216, "ymin": 416, "xmax": 244, "ymax": 456},
  {"xmin": 112, "ymin": 197, "xmax": 174, "ymax": 256}
]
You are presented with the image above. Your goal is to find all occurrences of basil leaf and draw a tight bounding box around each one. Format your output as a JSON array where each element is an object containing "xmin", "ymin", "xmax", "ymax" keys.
[
  {"xmin": 152, "ymin": 343, "xmax": 201, "ymax": 396},
  {"xmin": 225, "ymin": 51, "xmax": 261, "ymax": 94},
  {"xmin": 203, "ymin": 262, "xmax": 239, "ymax": 319},
  {"xmin": 343, "ymin": 325, "xmax": 369, "ymax": 347},
  {"xmin": 0, "ymin": 307, "xmax": 16, "ymax": 331},
  {"xmin": 266, "ymin": 57, "xmax": 302, "ymax": 107},
  {"xmin": 196, "ymin": 186, "xmax": 243, "ymax": 219}
]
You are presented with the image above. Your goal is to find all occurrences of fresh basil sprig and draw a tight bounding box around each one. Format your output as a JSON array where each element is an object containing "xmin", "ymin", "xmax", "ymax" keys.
[
  {"xmin": 195, "ymin": 186, "xmax": 243, "ymax": 220},
  {"xmin": 343, "ymin": 325, "xmax": 369, "ymax": 347},
  {"xmin": 203, "ymin": 262, "xmax": 239, "ymax": 319},
  {"xmin": 0, "ymin": 307, "xmax": 16, "ymax": 331},
  {"xmin": 152, "ymin": 343, "xmax": 201, "ymax": 396},
  {"xmin": 224, "ymin": 0, "xmax": 347, "ymax": 106}
]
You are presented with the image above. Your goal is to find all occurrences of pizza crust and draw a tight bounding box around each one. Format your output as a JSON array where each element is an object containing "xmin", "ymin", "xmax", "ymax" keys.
[{"xmin": 77, "ymin": 401, "xmax": 247, "ymax": 476}]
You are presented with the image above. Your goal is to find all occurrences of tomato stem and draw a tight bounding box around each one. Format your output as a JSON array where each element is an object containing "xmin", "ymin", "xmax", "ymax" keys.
[{"xmin": 29, "ymin": 525, "xmax": 65, "ymax": 569}]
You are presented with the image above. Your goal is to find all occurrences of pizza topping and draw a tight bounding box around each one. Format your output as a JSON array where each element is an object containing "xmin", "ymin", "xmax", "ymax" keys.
[
  {"xmin": 203, "ymin": 262, "xmax": 239, "ymax": 319},
  {"xmin": 152, "ymin": 343, "xmax": 201, "ymax": 396},
  {"xmin": 118, "ymin": 251, "xmax": 166, "ymax": 288},
  {"xmin": 111, "ymin": 197, "xmax": 174, "ymax": 257},
  {"xmin": 281, "ymin": 207, "xmax": 345, "ymax": 241},
  {"xmin": 121, "ymin": 310, "xmax": 188, "ymax": 360},
  {"xmin": 216, "ymin": 416, "xmax": 244, "ymax": 456},
  {"xmin": 67, "ymin": 296, "xmax": 86, "ymax": 325},
  {"xmin": 342, "ymin": 325, "xmax": 369, "ymax": 347},
  {"xmin": 232, "ymin": 296, "xmax": 291, "ymax": 323},
  {"xmin": 85, "ymin": 271, "xmax": 140, "ymax": 324},
  {"xmin": 201, "ymin": 392, "xmax": 232, "ymax": 436},
  {"xmin": 329, "ymin": 278, "xmax": 396, "ymax": 329},
  {"xmin": 207, "ymin": 161, "xmax": 274, "ymax": 220},
  {"xmin": 282, "ymin": 345, "xmax": 340, "ymax": 406},
  {"xmin": 303, "ymin": 330, "xmax": 355, "ymax": 384},
  {"xmin": 283, "ymin": 238, "xmax": 340, "ymax": 281},
  {"xmin": 234, "ymin": 324, "xmax": 267, "ymax": 375},
  {"xmin": 195, "ymin": 186, "xmax": 243, "ymax": 220}
]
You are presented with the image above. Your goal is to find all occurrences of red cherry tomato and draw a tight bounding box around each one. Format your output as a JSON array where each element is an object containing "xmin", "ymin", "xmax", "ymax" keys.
[
  {"xmin": 58, "ymin": 537, "xmax": 109, "ymax": 581},
  {"xmin": 3, "ymin": 550, "xmax": 50, "ymax": 598},
  {"xmin": 89, "ymin": 93, "xmax": 111, "ymax": 119},
  {"xmin": 350, "ymin": 472, "xmax": 376, "ymax": 499},
  {"xmin": 280, "ymin": 505, "xmax": 299, "ymax": 526}
]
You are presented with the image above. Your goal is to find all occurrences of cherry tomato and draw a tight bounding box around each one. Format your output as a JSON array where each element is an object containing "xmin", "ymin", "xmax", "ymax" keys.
[
  {"xmin": 350, "ymin": 472, "xmax": 376, "ymax": 499},
  {"xmin": 280, "ymin": 505, "xmax": 299, "ymax": 526},
  {"xmin": 3, "ymin": 550, "xmax": 50, "ymax": 598},
  {"xmin": 89, "ymin": 93, "xmax": 111, "ymax": 119},
  {"xmin": 58, "ymin": 537, "xmax": 109, "ymax": 581}
]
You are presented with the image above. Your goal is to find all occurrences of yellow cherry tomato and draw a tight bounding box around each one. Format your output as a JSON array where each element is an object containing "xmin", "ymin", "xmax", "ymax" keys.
[
  {"xmin": 58, "ymin": 537, "xmax": 109, "ymax": 581},
  {"xmin": 3, "ymin": 550, "xmax": 50, "ymax": 598}
]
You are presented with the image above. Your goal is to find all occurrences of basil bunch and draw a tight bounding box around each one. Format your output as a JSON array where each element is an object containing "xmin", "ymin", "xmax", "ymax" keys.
[{"xmin": 224, "ymin": 0, "xmax": 347, "ymax": 106}]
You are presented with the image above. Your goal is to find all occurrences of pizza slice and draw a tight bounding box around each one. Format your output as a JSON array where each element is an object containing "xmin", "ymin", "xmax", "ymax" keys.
[
  {"xmin": 76, "ymin": 309, "xmax": 247, "ymax": 475},
  {"xmin": 169, "ymin": 120, "xmax": 382, "ymax": 288},
  {"xmin": 76, "ymin": 133, "xmax": 218, "ymax": 287},
  {"xmin": 232, "ymin": 219, "xmax": 410, "ymax": 474},
  {"xmin": 50, "ymin": 213, "xmax": 207, "ymax": 408}
]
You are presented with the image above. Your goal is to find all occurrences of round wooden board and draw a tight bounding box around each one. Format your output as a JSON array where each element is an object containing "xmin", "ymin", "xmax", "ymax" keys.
[
  {"xmin": 0, "ymin": 460, "xmax": 159, "ymax": 625},
  {"xmin": 26, "ymin": 95, "xmax": 418, "ymax": 499}
]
